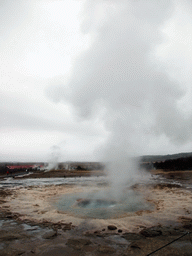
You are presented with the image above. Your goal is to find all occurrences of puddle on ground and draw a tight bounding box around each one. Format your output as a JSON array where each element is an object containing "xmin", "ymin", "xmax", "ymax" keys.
[
  {"xmin": 0, "ymin": 219, "xmax": 53, "ymax": 240},
  {"xmin": 171, "ymin": 240, "xmax": 192, "ymax": 252}
]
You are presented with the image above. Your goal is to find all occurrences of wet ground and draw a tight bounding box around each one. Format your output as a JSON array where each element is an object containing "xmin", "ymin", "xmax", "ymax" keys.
[
  {"xmin": 0, "ymin": 170, "xmax": 192, "ymax": 255},
  {"xmin": 0, "ymin": 210, "xmax": 192, "ymax": 256}
]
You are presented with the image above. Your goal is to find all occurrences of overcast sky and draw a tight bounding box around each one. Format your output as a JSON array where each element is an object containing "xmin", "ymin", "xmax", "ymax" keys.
[{"xmin": 1, "ymin": 0, "xmax": 192, "ymax": 162}]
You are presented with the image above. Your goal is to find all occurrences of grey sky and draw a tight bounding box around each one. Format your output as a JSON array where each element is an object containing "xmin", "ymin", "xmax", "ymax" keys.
[{"xmin": 1, "ymin": 0, "xmax": 192, "ymax": 162}]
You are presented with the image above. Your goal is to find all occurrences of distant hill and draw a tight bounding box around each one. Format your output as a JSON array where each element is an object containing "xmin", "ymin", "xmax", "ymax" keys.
[{"xmin": 141, "ymin": 152, "xmax": 192, "ymax": 163}]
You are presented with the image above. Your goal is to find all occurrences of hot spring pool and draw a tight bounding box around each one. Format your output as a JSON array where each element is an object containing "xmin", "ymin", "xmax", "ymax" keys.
[{"xmin": 55, "ymin": 188, "xmax": 153, "ymax": 219}]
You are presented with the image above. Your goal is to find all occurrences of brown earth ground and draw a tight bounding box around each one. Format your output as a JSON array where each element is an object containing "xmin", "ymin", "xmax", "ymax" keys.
[
  {"xmin": 14, "ymin": 169, "xmax": 105, "ymax": 179},
  {"xmin": 0, "ymin": 169, "xmax": 192, "ymax": 255}
]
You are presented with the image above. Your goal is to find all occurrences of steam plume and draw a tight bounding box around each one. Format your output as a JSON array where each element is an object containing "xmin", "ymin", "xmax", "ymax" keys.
[{"xmin": 47, "ymin": 1, "xmax": 192, "ymax": 188}]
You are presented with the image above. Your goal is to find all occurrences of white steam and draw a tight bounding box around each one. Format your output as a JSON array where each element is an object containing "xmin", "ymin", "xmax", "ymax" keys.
[
  {"xmin": 45, "ymin": 145, "xmax": 62, "ymax": 172},
  {"xmin": 46, "ymin": 1, "xmax": 192, "ymax": 190}
]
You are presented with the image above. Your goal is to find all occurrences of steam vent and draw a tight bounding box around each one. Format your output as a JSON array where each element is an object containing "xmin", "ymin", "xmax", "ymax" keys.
[{"xmin": 55, "ymin": 187, "xmax": 153, "ymax": 219}]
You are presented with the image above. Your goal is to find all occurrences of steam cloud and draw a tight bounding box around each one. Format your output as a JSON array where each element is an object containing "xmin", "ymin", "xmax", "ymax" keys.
[{"xmin": 46, "ymin": 1, "xmax": 192, "ymax": 188}]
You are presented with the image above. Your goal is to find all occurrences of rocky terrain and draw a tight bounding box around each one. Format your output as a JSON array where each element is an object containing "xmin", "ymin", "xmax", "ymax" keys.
[{"xmin": 0, "ymin": 170, "xmax": 192, "ymax": 255}]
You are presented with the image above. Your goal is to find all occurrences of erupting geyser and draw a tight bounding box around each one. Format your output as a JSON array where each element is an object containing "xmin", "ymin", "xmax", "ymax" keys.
[
  {"xmin": 44, "ymin": 0, "xmax": 188, "ymax": 221},
  {"xmin": 54, "ymin": 147, "xmax": 151, "ymax": 220}
]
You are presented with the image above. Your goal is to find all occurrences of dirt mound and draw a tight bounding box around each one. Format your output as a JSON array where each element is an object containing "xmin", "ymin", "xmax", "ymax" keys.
[
  {"xmin": 178, "ymin": 216, "xmax": 192, "ymax": 230},
  {"xmin": 0, "ymin": 189, "xmax": 12, "ymax": 197},
  {"xmin": 154, "ymin": 183, "xmax": 181, "ymax": 189}
]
